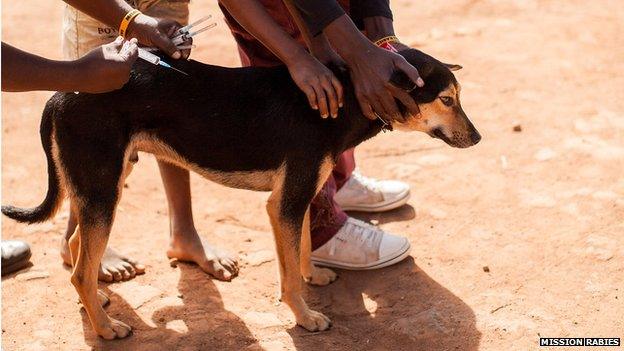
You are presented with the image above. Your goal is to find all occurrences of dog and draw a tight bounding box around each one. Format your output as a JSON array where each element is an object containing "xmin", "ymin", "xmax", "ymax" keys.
[{"xmin": 2, "ymin": 48, "xmax": 480, "ymax": 339}]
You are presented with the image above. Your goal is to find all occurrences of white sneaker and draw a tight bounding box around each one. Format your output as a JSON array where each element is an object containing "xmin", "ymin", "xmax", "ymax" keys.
[
  {"xmin": 311, "ymin": 217, "xmax": 411, "ymax": 270},
  {"xmin": 334, "ymin": 169, "xmax": 410, "ymax": 212}
]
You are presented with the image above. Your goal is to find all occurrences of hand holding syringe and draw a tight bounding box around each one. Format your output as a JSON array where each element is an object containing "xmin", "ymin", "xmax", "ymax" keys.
[
  {"xmin": 138, "ymin": 48, "xmax": 189, "ymax": 75},
  {"xmin": 137, "ymin": 15, "xmax": 216, "ymax": 75}
]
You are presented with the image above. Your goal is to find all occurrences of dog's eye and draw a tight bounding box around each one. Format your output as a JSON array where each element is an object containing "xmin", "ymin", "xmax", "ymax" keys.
[{"xmin": 439, "ymin": 96, "xmax": 454, "ymax": 106}]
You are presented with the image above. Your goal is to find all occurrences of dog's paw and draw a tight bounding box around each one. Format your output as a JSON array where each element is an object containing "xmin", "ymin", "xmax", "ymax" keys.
[
  {"xmin": 297, "ymin": 309, "xmax": 332, "ymax": 332},
  {"xmin": 307, "ymin": 267, "xmax": 337, "ymax": 286},
  {"xmin": 97, "ymin": 318, "xmax": 132, "ymax": 340}
]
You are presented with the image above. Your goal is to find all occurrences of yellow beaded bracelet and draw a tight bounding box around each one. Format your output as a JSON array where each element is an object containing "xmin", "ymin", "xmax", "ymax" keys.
[
  {"xmin": 119, "ymin": 9, "xmax": 141, "ymax": 38},
  {"xmin": 374, "ymin": 35, "xmax": 399, "ymax": 46}
]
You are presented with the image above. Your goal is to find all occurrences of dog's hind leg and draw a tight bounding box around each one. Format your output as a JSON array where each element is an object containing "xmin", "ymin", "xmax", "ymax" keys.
[
  {"xmin": 300, "ymin": 208, "xmax": 337, "ymax": 286},
  {"xmin": 60, "ymin": 140, "xmax": 132, "ymax": 339},
  {"xmin": 66, "ymin": 201, "xmax": 110, "ymax": 308},
  {"xmin": 71, "ymin": 208, "xmax": 131, "ymax": 339}
]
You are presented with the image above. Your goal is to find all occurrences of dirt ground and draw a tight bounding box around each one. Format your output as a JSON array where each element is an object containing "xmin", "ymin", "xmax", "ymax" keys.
[{"xmin": 2, "ymin": 0, "xmax": 623, "ymax": 350}]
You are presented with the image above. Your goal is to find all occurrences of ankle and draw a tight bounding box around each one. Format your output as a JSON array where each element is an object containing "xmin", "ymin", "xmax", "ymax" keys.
[{"xmin": 169, "ymin": 224, "xmax": 200, "ymax": 243}]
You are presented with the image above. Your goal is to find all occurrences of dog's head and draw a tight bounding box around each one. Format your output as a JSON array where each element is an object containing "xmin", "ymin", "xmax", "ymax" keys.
[{"xmin": 391, "ymin": 49, "xmax": 481, "ymax": 148}]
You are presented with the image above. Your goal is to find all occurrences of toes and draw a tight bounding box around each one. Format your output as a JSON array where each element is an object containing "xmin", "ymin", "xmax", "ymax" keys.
[
  {"xmin": 125, "ymin": 258, "xmax": 146, "ymax": 274},
  {"xmin": 297, "ymin": 310, "xmax": 332, "ymax": 332},
  {"xmin": 109, "ymin": 268, "xmax": 123, "ymax": 282},
  {"xmin": 111, "ymin": 319, "xmax": 132, "ymax": 338},
  {"xmin": 120, "ymin": 267, "xmax": 131, "ymax": 280},
  {"xmin": 309, "ymin": 267, "xmax": 338, "ymax": 286},
  {"xmin": 121, "ymin": 262, "xmax": 137, "ymax": 278},
  {"xmin": 220, "ymin": 258, "xmax": 239, "ymax": 275},
  {"xmin": 199, "ymin": 259, "xmax": 232, "ymax": 281},
  {"xmin": 98, "ymin": 268, "xmax": 114, "ymax": 283},
  {"xmin": 99, "ymin": 319, "xmax": 132, "ymax": 339}
]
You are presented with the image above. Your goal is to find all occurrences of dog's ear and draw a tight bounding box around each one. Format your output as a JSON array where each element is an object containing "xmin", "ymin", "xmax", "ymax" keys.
[
  {"xmin": 443, "ymin": 63, "xmax": 463, "ymax": 71},
  {"xmin": 390, "ymin": 62, "xmax": 434, "ymax": 91}
]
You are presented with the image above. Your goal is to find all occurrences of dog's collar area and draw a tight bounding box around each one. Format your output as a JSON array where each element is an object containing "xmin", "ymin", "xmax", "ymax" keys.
[{"xmin": 374, "ymin": 113, "xmax": 393, "ymax": 132}]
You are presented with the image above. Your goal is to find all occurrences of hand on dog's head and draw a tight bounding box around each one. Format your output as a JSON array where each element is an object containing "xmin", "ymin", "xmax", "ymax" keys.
[{"xmin": 391, "ymin": 49, "xmax": 462, "ymax": 104}]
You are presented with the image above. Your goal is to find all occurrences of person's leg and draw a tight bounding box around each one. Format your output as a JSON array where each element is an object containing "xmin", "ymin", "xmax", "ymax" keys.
[
  {"xmin": 59, "ymin": 4, "xmax": 145, "ymax": 282},
  {"xmin": 220, "ymin": 0, "xmax": 412, "ymax": 269},
  {"xmin": 135, "ymin": 0, "xmax": 238, "ymax": 281},
  {"xmin": 158, "ymin": 163, "xmax": 238, "ymax": 281},
  {"xmin": 310, "ymin": 151, "xmax": 412, "ymax": 270},
  {"xmin": 60, "ymin": 204, "xmax": 145, "ymax": 282}
]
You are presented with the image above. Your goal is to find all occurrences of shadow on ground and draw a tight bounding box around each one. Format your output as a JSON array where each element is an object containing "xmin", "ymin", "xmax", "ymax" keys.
[
  {"xmin": 288, "ymin": 257, "xmax": 481, "ymax": 351},
  {"xmin": 81, "ymin": 264, "xmax": 258, "ymax": 350},
  {"xmin": 76, "ymin": 205, "xmax": 478, "ymax": 351},
  {"xmin": 348, "ymin": 204, "xmax": 417, "ymax": 225}
]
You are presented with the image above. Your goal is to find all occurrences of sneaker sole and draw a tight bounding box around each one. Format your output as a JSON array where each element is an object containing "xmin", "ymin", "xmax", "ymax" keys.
[
  {"xmin": 338, "ymin": 189, "xmax": 411, "ymax": 213},
  {"xmin": 311, "ymin": 240, "xmax": 411, "ymax": 270}
]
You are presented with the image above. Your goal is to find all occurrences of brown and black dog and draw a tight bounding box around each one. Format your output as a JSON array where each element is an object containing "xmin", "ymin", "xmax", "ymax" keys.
[{"xmin": 2, "ymin": 48, "xmax": 480, "ymax": 339}]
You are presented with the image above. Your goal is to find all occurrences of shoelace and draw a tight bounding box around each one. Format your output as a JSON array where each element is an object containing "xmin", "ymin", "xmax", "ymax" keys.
[
  {"xmin": 350, "ymin": 170, "xmax": 381, "ymax": 194},
  {"xmin": 327, "ymin": 219, "xmax": 383, "ymax": 256}
]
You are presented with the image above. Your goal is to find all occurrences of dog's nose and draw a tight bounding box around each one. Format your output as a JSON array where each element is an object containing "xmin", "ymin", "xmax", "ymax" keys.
[{"xmin": 470, "ymin": 130, "xmax": 482, "ymax": 145}]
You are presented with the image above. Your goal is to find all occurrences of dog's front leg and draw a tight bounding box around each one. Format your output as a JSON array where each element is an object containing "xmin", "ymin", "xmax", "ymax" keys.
[
  {"xmin": 266, "ymin": 191, "xmax": 331, "ymax": 332},
  {"xmin": 300, "ymin": 208, "xmax": 337, "ymax": 286}
]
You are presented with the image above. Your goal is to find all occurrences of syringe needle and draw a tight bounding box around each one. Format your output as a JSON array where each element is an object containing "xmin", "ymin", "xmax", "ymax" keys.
[
  {"xmin": 159, "ymin": 62, "xmax": 189, "ymax": 76},
  {"xmin": 169, "ymin": 66, "xmax": 189, "ymax": 76}
]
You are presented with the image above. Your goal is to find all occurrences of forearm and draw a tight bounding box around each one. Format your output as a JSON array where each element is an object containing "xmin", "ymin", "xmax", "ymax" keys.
[
  {"xmin": 323, "ymin": 15, "xmax": 375, "ymax": 62},
  {"xmin": 1, "ymin": 43, "xmax": 79, "ymax": 92},
  {"xmin": 290, "ymin": 0, "xmax": 345, "ymax": 36},
  {"xmin": 363, "ymin": 16, "xmax": 394, "ymax": 42},
  {"xmin": 62, "ymin": 0, "xmax": 133, "ymax": 28},
  {"xmin": 219, "ymin": 0, "xmax": 310, "ymax": 65}
]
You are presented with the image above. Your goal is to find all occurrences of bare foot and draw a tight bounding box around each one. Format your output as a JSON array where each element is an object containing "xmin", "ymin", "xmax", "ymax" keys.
[
  {"xmin": 167, "ymin": 229, "xmax": 239, "ymax": 281},
  {"xmin": 60, "ymin": 237, "xmax": 145, "ymax": 282}
]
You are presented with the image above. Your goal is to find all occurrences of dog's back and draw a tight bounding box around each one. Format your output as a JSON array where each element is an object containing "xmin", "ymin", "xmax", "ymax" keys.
[
  {"xmin": 3, "ymin": 59, "xmax": 378, "ymax": 223},
  {"xmin": 56, "ymin": 60, "xmax": 368, "ymax": 172}
]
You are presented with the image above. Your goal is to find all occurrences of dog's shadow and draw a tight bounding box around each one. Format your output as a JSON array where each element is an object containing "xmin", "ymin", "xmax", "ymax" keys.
[
  {"xmin": 80, "ymin": 264, "xmax": 259, "ymax": 350},
  {"xmin": 288, "ymin": 257, "xmax": 481, "ymax": 351}
]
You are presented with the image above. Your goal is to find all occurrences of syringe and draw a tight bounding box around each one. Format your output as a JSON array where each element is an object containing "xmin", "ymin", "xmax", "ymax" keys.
[{"xmin": 138, "ymin": 48, "xmax": 188, "ymax": 76}]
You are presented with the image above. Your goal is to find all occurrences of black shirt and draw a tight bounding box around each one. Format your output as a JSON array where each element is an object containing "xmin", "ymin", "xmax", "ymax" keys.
[{"xmin": 291, "ymin": 0, "xmax": 392, "ymax": 36}]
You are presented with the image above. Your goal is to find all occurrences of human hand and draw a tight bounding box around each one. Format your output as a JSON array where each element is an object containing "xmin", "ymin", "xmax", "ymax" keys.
[
  {"xmin": 345, "ymin": 43, "xmax": 423, "ymax": 121},
  {"xmin": 126, "ymin": 14, "xmax": 191, "ymax": 59},
  {"xmin": 310, "ymin": 34, "xmax": 346, "ymax": 69},
  {"xmin": 287, "ymin": 54, "xmax": 343, "ymax": 118},
  {"xmin": 73, "ymin": 37, "xmax": 138, "ymax": 93}
]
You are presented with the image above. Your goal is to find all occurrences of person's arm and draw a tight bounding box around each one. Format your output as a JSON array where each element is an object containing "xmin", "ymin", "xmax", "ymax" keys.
[
  {"xmin": 62, "ymin": 0, "xmax": 183, "ymax": 59},
  {"xmin": 354, "ymin": 0, "xmax": 410, "ymax": 51},
  {"xmin": 1, "ymin": 38, "xmax": 138, "ymax": 93},
  {"xmin": 220, "ymin": 0, "xmax": 342, "ymax": 118},
  {"xmin": 289, "ymin": 0, "xmax": 421, "ymax": 121}
]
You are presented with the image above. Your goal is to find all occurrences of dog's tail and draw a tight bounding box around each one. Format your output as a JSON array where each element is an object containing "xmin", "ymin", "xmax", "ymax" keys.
[{"xmin": 2, "ymin": 100, "xmax": 63, "ymax": 223}]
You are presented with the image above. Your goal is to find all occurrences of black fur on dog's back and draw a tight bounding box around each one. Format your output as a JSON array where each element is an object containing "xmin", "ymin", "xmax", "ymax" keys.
[
  {"xmin": 1, "ymin": 60, "xmax": 382, "ymax": 223},
  {"xmin": 1, "ymin": 49, "xmax": 457, "ymax": 224}
]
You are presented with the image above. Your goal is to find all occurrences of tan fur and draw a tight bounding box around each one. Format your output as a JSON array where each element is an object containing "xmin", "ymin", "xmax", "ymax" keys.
[
  {"xmin": 266, "ymin": 156, "xmax": 334, "ymax": 331},
  {"xmin": 131, "ymin": 133, "xmax": 280, "ymax": 191},
  {"xmin": 70, "ymin": 220, "xmax": 131, "ymax": 339},
  {"xmin": 393, "ymin": 82, "xmax": 476, "ymax": 148},
  {"xmin": 300, "ymin": 157, "xmax": 338, "ymax": 286},
  {"xmin": 49, "ymin": 130, "xmax": 72, "ymax": 215},
  {"xmin": 394, "ymin": 84, "xmax": 457, "ymax": 132}
]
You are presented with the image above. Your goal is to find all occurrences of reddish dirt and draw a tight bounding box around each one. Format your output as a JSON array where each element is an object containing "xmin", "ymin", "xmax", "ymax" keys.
[{"xmin": 2, "ymin": 1, "xmax": 623, "ymax": 350}]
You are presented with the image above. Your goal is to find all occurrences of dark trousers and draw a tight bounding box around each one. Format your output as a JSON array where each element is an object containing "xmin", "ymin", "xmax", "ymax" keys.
[{"xmin": 220, "ymin": 0, "xmax": 354, "ymax": 249}]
